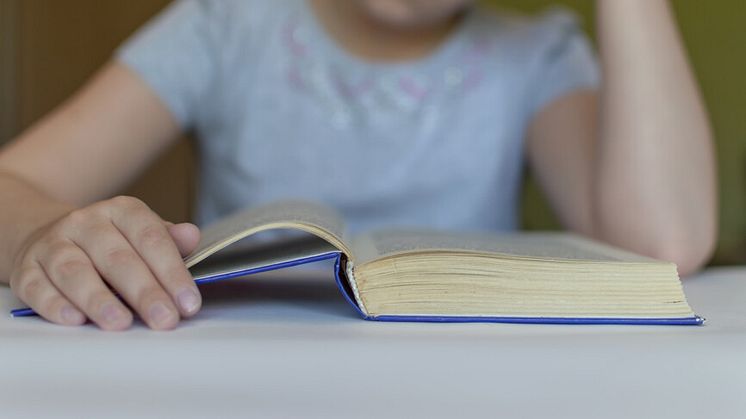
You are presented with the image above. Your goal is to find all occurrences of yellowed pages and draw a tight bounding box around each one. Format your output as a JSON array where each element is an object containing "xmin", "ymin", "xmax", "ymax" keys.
[
  {"xmin": 185, "ymin": 200, "xmax": 352, "ymax": 268},
  {"xmin": 352, "ymin": 230, "xmax": 664, "ymax": 266},
  {"xmin": 350, "ymin": 230, "xmax": 689, "ymax": 319}
]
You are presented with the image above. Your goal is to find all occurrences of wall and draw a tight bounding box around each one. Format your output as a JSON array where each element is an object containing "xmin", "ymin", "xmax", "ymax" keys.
[{"xmin": 0, "ymin": 0, "xmax": 19, "ymax": 142}]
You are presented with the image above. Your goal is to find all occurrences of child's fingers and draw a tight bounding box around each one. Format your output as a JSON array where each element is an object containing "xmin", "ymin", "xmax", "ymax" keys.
[
  {"xmin": 9, "ymin": 195, "xmax": 201, "ymax": 330},
  {"xmin": 166, "ymin": 222, "xmax": 201, "ymax": 258},
  {"xmin": 117, "ymin": 220, "xmax": 202, "ymax": 317},
  {"xmin": 110, "ymin": 202, "xmax": 201, "ymax": 317},
  {"xmin": 9, "ymin": 264, "xmax": 85, "ymax": 326},
  {"xmin": 36, "ymin": 240, "xmax": 133, "ymax": 331},
  {"xmin": 71, "ymin": 220, "xmax": 181, "ymax": 330}
]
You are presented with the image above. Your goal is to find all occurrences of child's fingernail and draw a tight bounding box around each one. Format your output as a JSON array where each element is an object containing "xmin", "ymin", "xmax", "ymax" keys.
[
  {"xmin": 149, "ymin": 301, "xmax": 176, "ymax": 328},
  {"xmin": 177, "ymin": 289, "xmax": 200, "ymax": 314},
  {"xmin": 101, "ymin": 302, "xmax": 125, "ymax": 324},
  {"xmin": 61, "ymin": 305, "xmax": 84, "ymax": 325}
]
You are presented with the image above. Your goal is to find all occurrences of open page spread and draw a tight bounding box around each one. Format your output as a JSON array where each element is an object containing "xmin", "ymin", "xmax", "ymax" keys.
[
  {"xmin": 185, "ymin": 200, "xmax": 351, "ymax": 267},
  {"xmin": 351, "ymin": 230, "xmax": 664, "ymax": 265}
]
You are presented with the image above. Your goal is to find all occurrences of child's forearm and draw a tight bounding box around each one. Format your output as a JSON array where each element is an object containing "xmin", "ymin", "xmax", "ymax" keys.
[
  {"xmin": 594, "ymin": 0, "xmax": 717, "ymax": 274},
  {"xmin": 0, "ymin": 172, "xmax": 74, "ymax": 283},
  {"xmin": 0, "ymin": 62, "xmax": 202, "ymax": 329}
]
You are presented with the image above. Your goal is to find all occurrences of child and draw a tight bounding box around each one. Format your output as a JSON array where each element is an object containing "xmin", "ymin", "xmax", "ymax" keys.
[{"xmin": 0, "ymin": 0, "xmax": 716, "ymax": 330}]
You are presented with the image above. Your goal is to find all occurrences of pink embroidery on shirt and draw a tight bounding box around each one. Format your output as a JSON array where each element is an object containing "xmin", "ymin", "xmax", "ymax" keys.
[
  {"xmin": 398, "ymin": 76, "xmax": 429, "ymax": 101},
  {"xmin": 283, "ymin": 15, "xmax": 306, "ymax": 57}
]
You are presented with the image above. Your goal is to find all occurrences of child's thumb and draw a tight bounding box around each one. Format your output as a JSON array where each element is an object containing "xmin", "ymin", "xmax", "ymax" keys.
[{"xmin": 165, "ymin": 222, "xmax": 201, "ymax": 258}]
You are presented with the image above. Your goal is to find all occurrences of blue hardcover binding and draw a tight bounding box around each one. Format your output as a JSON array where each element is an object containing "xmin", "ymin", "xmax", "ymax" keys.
[{"xmin": 10, "ymin": 252, "xmax": 705, "ymax": 325}]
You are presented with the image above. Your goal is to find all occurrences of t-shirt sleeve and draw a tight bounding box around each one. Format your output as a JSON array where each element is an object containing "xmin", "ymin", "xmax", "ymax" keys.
[
  {"xmin": 116, "ymin": 0, "xmax": 218, "ymax": 129},
  {"xmin": 526, "ymin": 8, "xmax": 601, "ymax": 118}
]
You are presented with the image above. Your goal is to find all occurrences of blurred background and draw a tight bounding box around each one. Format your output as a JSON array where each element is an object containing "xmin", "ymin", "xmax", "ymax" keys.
[{"xmin": 0, "ymin": 0, "xmax": 744, "ymax": 265}]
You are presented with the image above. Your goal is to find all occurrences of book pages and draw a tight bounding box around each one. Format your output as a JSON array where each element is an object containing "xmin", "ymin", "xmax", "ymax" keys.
[
  {"xmin": 186, "ymin": 200, "xmax": 352, "ymax": 267},
  {"xmin": 352, "ymin": 230, "xmax": 664, "ymax": 266},
  {"xmin": 189, "ymin": 236, "xmax": 341, "ymax": 281}
]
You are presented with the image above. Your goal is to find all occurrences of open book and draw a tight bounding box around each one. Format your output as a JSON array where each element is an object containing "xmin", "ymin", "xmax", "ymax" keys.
[
  {"xmin": 186, "ymin": 200, "xmax": 701, "ymax": 325},
  {"xmin": 11, "ymin": 200, "xmax": 703, "ymax": 325}
]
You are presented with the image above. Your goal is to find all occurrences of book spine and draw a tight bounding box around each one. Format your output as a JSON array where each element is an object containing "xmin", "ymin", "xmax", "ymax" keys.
[
  {"xmin": 345, "ymin": 259, "xmax": 369, "ymax": 315},
  {"xmin": 332, "ymin": 254, "xmax": 369, "ymax": 319}
]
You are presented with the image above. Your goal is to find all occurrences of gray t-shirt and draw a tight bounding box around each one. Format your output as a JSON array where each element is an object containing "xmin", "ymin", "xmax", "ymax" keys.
[{"xmin": 117, "ymin": 0, "xmax": 599, "ymax": 234}]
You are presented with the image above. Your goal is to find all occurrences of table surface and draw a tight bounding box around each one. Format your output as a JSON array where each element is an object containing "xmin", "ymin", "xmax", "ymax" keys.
[{"xmin": 1, "ymin": 263, "xmax": 744, "ymax": 419}]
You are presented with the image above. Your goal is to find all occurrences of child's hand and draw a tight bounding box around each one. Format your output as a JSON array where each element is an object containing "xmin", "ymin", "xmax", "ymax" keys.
[{"xmin": 9, "ymin": 196, "xmax": 201, "ymax": 330}]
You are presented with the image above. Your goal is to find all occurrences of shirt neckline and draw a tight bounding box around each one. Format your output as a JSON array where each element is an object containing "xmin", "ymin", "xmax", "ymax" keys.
[{"xmin": 296, "ymin": 0, "xmax": 479, "ymax": 73}]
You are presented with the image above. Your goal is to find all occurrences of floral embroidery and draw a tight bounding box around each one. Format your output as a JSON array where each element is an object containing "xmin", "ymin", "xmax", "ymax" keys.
[{"xmin": 282, "ymin": 11, "xmax": 492, "ymax": 130}]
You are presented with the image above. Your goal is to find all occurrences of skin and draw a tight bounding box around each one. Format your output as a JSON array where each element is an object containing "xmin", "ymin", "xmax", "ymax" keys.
[{"xmin": 0, "ymin": 0, "xmax": 716, "ymax": 330}]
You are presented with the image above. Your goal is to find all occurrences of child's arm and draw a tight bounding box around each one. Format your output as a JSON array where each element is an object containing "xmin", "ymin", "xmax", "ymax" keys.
[
  {"xmin": 526, "ymin": 0, "xmax": 716, "ymax": 275},
  {"xmin": 0, "ymin": 62, "xmax": 202, "ymax": 329}
]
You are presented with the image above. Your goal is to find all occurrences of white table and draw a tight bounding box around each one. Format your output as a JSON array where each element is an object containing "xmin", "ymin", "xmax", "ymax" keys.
[{"xmin": 1, "ymin": 264, "xmax": 744, "ymax": 419}]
